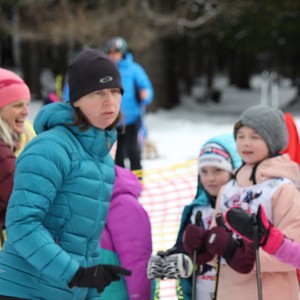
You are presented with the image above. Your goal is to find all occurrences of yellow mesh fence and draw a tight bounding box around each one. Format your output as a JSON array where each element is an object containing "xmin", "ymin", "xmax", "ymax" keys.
[{"xmin": 135, "ymin": 159, "xmax": 198, "ymax": 299}]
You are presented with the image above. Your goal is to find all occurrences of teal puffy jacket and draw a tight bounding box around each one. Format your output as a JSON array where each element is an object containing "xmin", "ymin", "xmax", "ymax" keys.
[{"xmin": 0, "ymin": 103, "xmax": 117, "ymax": 300}]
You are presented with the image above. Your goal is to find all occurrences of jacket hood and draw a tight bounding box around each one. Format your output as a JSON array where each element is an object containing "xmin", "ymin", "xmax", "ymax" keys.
[
  {"xmin": 112, "ymin": 165, "xmax": 142, "ymax": 199},
  {"xmin": 256, "ymin": 154, "xmax": 300, "ymax": 186},
  {"xmin": 280, "ymin": 112, "xmax": 300, "ymax": 166},
  {"xmin": 34, "ymin": 103, "xmax": 74, "ymax": 133},
  {"xmin": 33, "ymin": 102, "xmax": 117, "ymax": 158},
  {"xmin": 118, "ymin": 52, "xmax": 133, "ymax": 67}
]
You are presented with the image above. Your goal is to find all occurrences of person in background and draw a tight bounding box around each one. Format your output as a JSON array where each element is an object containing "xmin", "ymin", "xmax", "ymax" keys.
[
  {"xmin": 148, "ymin": 134, "xmax": 242, "ymax": 300},
  {"xmin": 62, "ymin": 79, "xmax": 70, "ymax": 103},
  {"xmin": 0, "ymin": 48, "xmax": 132, "ymax": 300},
  {"xmin": 0, "ymin": 68, "xmax": 31, "ymax": 248},
  {"xmin": 103, "ymin": 36, "xmax": 154, "ymax": 176},
  {"xmin": 183, "ymin": 105, "xmax": 300, "ymax": 300},
  {"xmin": 40, "ymin": 68, "xmax": 61, "ymax": 106},
  {"xmin": 42, "ymin": 91, "xmax": 60, "ymax": 106},
  {"xmin": 100, "ymin": 142, "xmax": 152, "ymax": 299},
  {"xmin": 281, "ymin": 112, "xmax": 300, "ymax": 166}
]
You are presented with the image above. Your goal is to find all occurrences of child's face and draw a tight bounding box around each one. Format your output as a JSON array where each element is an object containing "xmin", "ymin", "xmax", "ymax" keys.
[
  {"xmin": 236, "ymin": 126, "xmax": 269, "ymax": 165},
  {"xmin": 199, "ymin": 166, "xmax": 232, "ymax": 197}
]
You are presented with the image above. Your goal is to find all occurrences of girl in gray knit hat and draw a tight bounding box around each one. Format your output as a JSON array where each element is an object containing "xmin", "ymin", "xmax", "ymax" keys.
[{"xmin": 212, "ymin": 105, "xmax": 300, "ymax": 300}]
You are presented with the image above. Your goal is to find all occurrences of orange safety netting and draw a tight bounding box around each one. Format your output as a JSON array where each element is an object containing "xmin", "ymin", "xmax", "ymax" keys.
[{"xmin": 137, "ymin": 159, "xmax": 198, "ymax": 299}]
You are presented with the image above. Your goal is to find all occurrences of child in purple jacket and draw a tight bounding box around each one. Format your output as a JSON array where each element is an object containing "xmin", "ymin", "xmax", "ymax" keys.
[
  {"xmin": 100, "ymin": 165, "xmax": 152, "ymax": 300},
  {"xmin": 225, "ymin": 204, "xmax": 300, "ymax": 269}
]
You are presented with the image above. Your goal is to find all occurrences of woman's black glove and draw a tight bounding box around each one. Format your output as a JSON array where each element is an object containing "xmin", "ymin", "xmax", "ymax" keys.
[{"xmin": 68, "ymin": 264, "xmax": 132, "ymax": 293}]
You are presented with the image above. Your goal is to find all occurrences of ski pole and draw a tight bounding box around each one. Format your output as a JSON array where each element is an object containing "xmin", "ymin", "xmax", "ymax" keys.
[
  {"xmin": 252, "ymin": 213, "xmax": 263, "ymax": 300},
  {"xmin": 213, "ymin": 213, "xmax": 225, "ymax": 300},
  {"xmin": 192, "ymin": 211, "xmax": 202, "ymax": 300}
]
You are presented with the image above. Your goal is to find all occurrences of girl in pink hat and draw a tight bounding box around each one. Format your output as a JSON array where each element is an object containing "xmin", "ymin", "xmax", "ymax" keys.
[{"xmin": 0, "ymin": 68, "xmax": 31, "ymax": 245}]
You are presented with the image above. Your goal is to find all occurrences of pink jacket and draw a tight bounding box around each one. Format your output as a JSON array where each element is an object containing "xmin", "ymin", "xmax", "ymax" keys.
[{"xmin": 214, "ymin": 154, "xmax": 300, "ymax": 300}]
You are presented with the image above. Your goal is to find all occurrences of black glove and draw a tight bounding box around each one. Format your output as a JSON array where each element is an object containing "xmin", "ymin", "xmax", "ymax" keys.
[
  {"xmin": 68, "ymin": 264, "xmax": 132, "ymax": 293},
  {"xmin": 225, "ymin": 205, "xmax": 284, "ymax": 254}
]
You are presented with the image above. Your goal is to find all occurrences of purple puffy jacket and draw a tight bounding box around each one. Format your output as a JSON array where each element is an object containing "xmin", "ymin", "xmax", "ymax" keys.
[{"xmin": 100, "ymin": 166, "xmax": 152, "ymax": 300}]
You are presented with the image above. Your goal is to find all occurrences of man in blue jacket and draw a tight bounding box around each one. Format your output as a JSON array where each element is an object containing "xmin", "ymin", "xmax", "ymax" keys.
[{"xmin": 103, "ymin": 37, "xmax": 154, "ymax": 176}]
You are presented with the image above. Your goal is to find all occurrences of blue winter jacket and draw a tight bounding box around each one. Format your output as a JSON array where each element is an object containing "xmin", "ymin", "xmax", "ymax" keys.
[
  {"xmin": 117, "ymin": 52, "xmax": 154, "ymax": 126},
  {"xmin": 0, "ymin": 103, "xmax": 117, "ymax": 300},
  {"xmin": 174, "ymin": 134, "xmax": 242, "ymax": 300}
]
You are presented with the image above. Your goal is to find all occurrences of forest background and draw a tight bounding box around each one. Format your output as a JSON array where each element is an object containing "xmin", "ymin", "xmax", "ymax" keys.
[{"xmin": 0, "ymin": 0, "xmax": 300, "ymax": 112}]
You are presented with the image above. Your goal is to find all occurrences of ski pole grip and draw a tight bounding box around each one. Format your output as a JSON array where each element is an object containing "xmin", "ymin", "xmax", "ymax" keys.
[
  {"xmin": 216, "ymin": 213, "xmax": 225, "ymax": 227},
  {"xmin": 195, "ymin": 211, "xmax": 202, "ymax": 227}
]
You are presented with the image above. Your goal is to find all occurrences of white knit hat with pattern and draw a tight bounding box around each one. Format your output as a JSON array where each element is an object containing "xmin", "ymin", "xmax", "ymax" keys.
[{"xmin": 198, "ymin": 142, "xmax": 233, "ymax": 173}]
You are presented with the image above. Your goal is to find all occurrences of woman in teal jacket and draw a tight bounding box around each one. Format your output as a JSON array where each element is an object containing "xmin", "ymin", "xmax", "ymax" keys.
[{"xmin": 0, "ymin": 49, "xmax": 131, "ymax": 300}]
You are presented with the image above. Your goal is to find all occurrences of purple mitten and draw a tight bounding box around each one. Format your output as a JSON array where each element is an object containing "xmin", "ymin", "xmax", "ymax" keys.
[
  {"xmin": 183, "ymin": 224, "xmax": 214, "ymax": 265},
  {"xmin": 227, "ymin": 240, "xmax": 255, "ymax": 274},
  {"xmin": 206, "ymin": 226, "xmax": 255, "ymax": 274},
  {"xmin": 206, "ymin": 227, "xmax": 233, "ymax": 259}
]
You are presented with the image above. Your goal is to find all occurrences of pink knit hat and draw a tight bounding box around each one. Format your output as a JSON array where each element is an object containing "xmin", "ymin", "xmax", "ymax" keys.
[{"xmin": 0, "ymin": 68, "xmax": 30, "ymax": 108}]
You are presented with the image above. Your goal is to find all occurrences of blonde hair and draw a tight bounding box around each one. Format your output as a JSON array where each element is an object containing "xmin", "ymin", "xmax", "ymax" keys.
[{"xmin": 0, "ymin": 114, "xmax": 19, "ymax": 150}]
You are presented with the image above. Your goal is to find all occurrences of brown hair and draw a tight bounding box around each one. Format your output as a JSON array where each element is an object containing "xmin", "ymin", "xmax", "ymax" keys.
[{"xmin": 233, "ymin": 120, "xmax": 244, "ymax": 139}]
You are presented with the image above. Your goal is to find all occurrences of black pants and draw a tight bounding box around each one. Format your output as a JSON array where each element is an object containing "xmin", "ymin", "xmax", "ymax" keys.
[{"xmin": 115, "ymin": 120, "xmax": 142, "ymax": 171}]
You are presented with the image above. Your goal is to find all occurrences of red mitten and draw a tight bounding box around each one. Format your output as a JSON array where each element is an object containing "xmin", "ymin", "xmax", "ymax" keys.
[
  {"xmin": 262, "ymin": 226, "xmax": 284, "ymax": 254},
  {"xmin": 183, "ymin": 224, "xmax": 214, "ymax": 265}
]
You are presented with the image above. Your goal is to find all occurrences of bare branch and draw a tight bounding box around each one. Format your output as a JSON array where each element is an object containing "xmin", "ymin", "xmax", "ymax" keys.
[{"xmin": 141, "ymin": 0, "xmax": 177, "ymax": 25}]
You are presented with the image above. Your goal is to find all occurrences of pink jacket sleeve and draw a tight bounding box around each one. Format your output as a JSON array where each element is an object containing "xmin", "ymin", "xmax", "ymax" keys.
[{"xmin": 273, "ymin": 238, "xmax": 300, "ymax": 269}]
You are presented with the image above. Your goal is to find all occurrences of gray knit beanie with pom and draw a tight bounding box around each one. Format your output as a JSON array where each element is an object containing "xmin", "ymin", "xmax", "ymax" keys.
[{"xmin": 234, "ymin": 105, "xmax": 288, "ymax": 156}]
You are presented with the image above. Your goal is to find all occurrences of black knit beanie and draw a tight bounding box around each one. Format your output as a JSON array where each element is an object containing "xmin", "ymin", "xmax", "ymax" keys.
[{"xmin": 68, "ymin": 48, "xmax": 123, "ymax": 103}]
